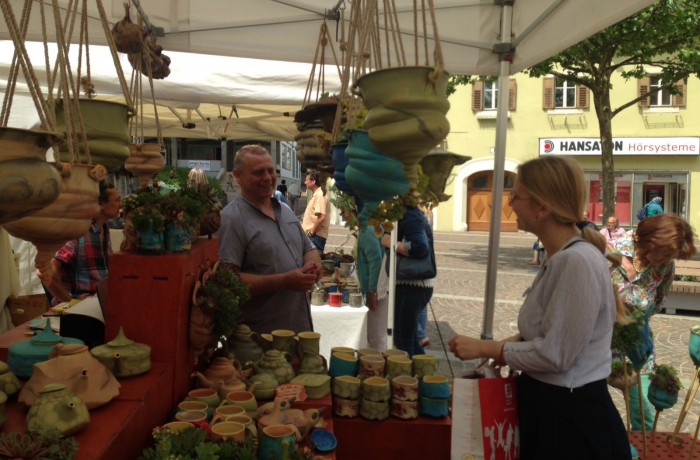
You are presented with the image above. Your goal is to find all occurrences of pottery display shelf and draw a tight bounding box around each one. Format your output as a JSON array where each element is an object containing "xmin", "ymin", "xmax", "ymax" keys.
[{"xmin": 1, "ymin": 361, "xmax": 173, "ymax": 460}]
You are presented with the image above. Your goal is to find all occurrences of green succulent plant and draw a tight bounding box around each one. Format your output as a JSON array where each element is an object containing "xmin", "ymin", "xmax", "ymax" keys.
[{"xmin": 650, "ymin": 363, "xmax": 683, "ymax": 394}]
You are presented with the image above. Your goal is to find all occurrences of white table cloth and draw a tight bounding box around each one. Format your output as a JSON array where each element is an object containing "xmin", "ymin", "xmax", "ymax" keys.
[{"xmin": 311, "ymin": 304, "xmax": 369, "ymax": 360}]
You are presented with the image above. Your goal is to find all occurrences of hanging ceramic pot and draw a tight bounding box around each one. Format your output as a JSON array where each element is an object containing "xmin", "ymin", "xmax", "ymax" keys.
[
  {"xmin": 19, "ymin": 343, "xmax": 121, "ymax": 409},
  {"xmin": 419, "ymin": 149, "xmax": 471, "ymax": 202},
  {"xmin": 294, "ymin": 120, "xmax": 331, "ymax": 170},
  {"xmin": 0, "ymin": 128, "xmax": 63, "ymax": 225},
  {"xmin": 344, "ymin": 130, "xmax": 408, "ymax": 227},
  {"xmin": 355, "ymin": 66, "xmax": 450, "ymax": 187},
  {"xmin": 689, "ymin": 326, "xmax": 700, "ymax": 366},
  {"xmin": 648, "ymin": 385, "xmax": 679, "ymax": 411},
  {"xmin": 125, "ymin": 143, "xmax": 166, "ymax": 187},
  {"xmin": 295, "ymin": 97, "xmax": 339, "ymax": 133},
  {"xmin": 3, "ymin": 163, "xmax": 104, "ymax": 274},
  {"xmin": 54, "ymin": 99, "xmax": 131, "ymax": 172}
]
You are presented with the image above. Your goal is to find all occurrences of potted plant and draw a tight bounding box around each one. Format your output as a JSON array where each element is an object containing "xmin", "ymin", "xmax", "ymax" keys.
[
  {"xmin": 607, "ymin": 359, "xmax": 638, "ymax": 390},
  {"xmin": 139, "ymin": 426, "xmax": 259, "ymax": 460},
  {"xmin": 190, "ymin": 267, "xmax": 251, "ymax": 354},
  {"xmin": 122, "ymin": 188, "xmax": 167, "ymax": 254},
  {"xmin": 611, "ymin": 309, "xmax": 650, "ymax": 370},
  {"xmin": 648, "ymin": 363, "xmax": 682, "ymax": 410},
  {"xmin": 0, "ymin": 430, "xmax": 78, "ymax": 459}
]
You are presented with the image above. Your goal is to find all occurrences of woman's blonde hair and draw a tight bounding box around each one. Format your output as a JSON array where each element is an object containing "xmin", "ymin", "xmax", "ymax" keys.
[{"xmin": 518, "ymin": 156, "xmax": 629, "ymax": 323}]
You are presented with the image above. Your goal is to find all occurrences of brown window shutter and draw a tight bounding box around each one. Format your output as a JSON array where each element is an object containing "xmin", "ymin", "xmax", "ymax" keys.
[
  {"xmin": 472, "ymin": 80, "xmax": 484, "ymax": 112},
  {"xmin": 542, "ymin": 77, "xmax": 555, "ymax": 109},
  {"xmin": 508, "ymin": 79, "xmax": 517, "ymax": 111},
  {"xmin": 576, "ymin": 85, "xmax": 589, "ymax": 109},
  {"xmin": 673, "ymin": 79, "xmax": 686, "ymax": 107},
  {"xmin": 638, "ymin": 76, "xmax": 650, "ymax": 107}
]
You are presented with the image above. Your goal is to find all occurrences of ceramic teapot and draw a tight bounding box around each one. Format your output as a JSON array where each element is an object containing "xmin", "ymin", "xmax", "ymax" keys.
[
  {"xmin": 0, "ymin": 361, "xmax": 21, "ymax": 397},
  {"xmin": 19, "ymin": 343, "xmax": 121, "ymax": 409},
  {"xmin": 246, "ymin": 350, "xmax": 295, "ymax": 385},
  {"xmin": 26, "ymin": 383, "xmax": 90, "ymax": 436},
  {"xmin": 90, "ymin": 327, "xmax": 151, "ymax": 377},
  {"xmin": 191, "ymin": 371, "xmax": 247, "ymax": 400},
  {"xmin": 203, "ymin": 356, "xmax": 246, "ymax": 384},
  {"xmin": 229, "ymin": 324, "xmax": 264, "ymax": 364},
  {"xmin": 8, "ymin": 319, "xmax": 84, "ymax": 378},
  {"xmin": 247, "ymin": 372, "xmax": 279, "ymax": 400}
]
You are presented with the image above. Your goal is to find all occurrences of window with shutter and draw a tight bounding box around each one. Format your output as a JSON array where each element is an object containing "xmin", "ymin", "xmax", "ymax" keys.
[
  {"xmin": 638, "ymin": 76, "xmax": 650, "ymax": 107},
  {"xmin": 472, "ymin": 80, "xmax": 484, "ymax": 112},
  {"xmin": 543, "ymin": 77, "xmax": 555, "ymax": 109},
  {"xmin": 576, "ymin": 86, "xmax": 589, "ymax": 109},
  {"xmin": 508, "ymin": 80, "xmax": 517, "ymax": 111},
  {"xmin": 673, "ymin": 80, "xmax": 686, "ymax": 107}
]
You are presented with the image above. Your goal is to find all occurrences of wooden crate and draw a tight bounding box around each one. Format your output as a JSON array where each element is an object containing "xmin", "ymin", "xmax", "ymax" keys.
[{"xmin": 5, "ymin": 295, "xmax": 49, "ymax": 326}]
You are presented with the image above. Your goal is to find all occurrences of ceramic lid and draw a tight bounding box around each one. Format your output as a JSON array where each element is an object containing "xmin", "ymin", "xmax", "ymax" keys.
[
  {"xmin": 106, "ymin": 327, "xmax": 135, "ymax": 348},
  {"xmin": 31, "ymin": 319, "xmax": 62, "ymax": 346},
  {"xmin": 40, "ymin": 383, "xmax": 67, "ymax": 394}
]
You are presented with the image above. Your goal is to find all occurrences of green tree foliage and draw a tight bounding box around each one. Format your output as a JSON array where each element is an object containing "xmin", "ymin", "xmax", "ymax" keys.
[{"xmin": 525, "ymin": 0, "xmax": 700, "ymax": 221}]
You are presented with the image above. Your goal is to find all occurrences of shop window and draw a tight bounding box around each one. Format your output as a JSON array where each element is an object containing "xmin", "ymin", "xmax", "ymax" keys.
[
  {"xmin": 472, "ymin": 80, "xmax": 517, "ymax": 112},
  {"xmin": 542, "ymin": 77, "xmax": 589, "ymax": 110},
  {"xmin": 638, "ymin": 75, "xmax": 686, "ymax": 108},
  {"xmin": 469, "ymin": 172, "xmax": 490, "ymax": 190}
]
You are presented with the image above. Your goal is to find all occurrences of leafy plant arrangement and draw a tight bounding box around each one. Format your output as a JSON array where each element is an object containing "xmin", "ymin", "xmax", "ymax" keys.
[
  {"xmin": 139, "ymin": 426, "xmax": 314, "ymax": 460},
  {"xmin": 0, "ymin": 429, "xmax": 78, "ymax": 460},
  {"xmin": 167, "ymin": 187, "xmax": 207, "ymax": 229},
  {"xmin": 650, "ymin": 363, "xmax": 683, "ymax": 393},
  {"xmin": 611, "ymin": 309, "xmax": 646, "ymax": 356},
  {"xmin": 367, "ymin": 166, "xmax": 440, "ymax": 237},
  {"xmin": 122, "ymin": 189, "xmax": 167, "ymax": 233},
  {"xmin": 199, "ymin": 269, "xmax": 251, "ymax": 340},
  {"xmin": 607, "ymin": 358, "xmax": 637, "ymax": 390},
  {"xmin": 156, "ymin": 167, "xmax": 224, "ymax": 196},
  {"xmin": 329, "ymin": 184, "xmax": 360, "ymax": 238}
]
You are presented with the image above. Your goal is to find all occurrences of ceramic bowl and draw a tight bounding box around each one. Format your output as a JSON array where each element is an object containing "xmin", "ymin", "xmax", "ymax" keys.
[
  {"xmin": 175, "ymin": 409, "xmax": 208, "ymax": 424},
  {"xmin": 420, "ymin": 395, "xmax": 450, "ymax": 418},
  {"xmin": 187, "ymin": 388, "xmax": 221, "ymax": 409},
  {"xmin": 390, "ymin": 397, "xmax": 419, "ymax": 420},
  {"xmin": 210, "ymin": 421, "xmax": 246, "ymax": 442},
  {"xmin": 332, "ymin": 375, "xmax": 362, "ymax": 400},
  {"xmin": 162, "ymin": 421, "xmax": 194, "ymax": 432},
  {"xmin": 360, "ymin": 398, "xmax": 389, "ymax": 421},
  {"xmin": 329, "ymin": 352, "xmax": 359, "ymax": 378},
  {"xmin": 311, "ymin": 429, "xmax": 338, "ymax": 452},
  {"xmin": 362, "ymin": 376, "xmax": 391, "ymax": 403},
  {"xmin": 419, "ymin": 375, "xmax": 451, "ymax": 399},
  {"xmin": 333, "ymin": 397, "xmax": 360, "ymax": 418}
]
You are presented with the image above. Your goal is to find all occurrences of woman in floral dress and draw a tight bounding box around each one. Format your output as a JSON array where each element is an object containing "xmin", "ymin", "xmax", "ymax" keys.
[{"xmin": 610, "ymin": 214, "xmax": 696, "ymax": 430}]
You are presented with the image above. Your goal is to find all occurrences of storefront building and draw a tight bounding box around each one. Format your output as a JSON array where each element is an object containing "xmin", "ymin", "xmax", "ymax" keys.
[{"xmin": 436, "ymin": 71, "xmax": 700, "ymax": 232}]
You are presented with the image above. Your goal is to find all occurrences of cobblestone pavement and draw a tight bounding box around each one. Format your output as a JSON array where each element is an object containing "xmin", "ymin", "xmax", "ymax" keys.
[{"xmin": 326, "ymin": 225, "xmax": 700, "ymax": 435}]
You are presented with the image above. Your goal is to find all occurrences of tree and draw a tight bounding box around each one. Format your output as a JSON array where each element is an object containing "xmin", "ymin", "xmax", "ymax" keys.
[{"xmin": 525, "ymin": 0, "xmax": 700, "ymax": 221}]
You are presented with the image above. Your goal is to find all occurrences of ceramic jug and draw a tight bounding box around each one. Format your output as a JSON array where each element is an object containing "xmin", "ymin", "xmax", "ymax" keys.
[
  {"xmin": 0, "ymin": 361, "xmax": 21, "ymax": 397},
  {"xmin": 246, "ymin": 350, "xmax": 295, "ymax": 385},
  {"xmin": 298, "ymin": 351, "xmax": 327, "ymax": 375},
  {"xmin": 229, "ymin": 324, "xmax": 264, "ymax": 364},
  {"xmin": 89, "ymin": 327, "xmax": 151, "ymax": 377},
  {"xmin": 26, "ymin": 383, "xmax": 90, "ymax": 436}
]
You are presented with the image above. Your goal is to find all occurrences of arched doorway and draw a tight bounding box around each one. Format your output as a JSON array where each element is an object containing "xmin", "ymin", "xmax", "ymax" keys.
[{"xmin": 467, "ymin": 171, "xmax": 518, "ymax": 232}]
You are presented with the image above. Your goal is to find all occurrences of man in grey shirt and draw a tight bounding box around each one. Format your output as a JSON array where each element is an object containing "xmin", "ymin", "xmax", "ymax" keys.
[{"xmin": 217, "ymin": 145, "xmax": 322, "ymax": 334}]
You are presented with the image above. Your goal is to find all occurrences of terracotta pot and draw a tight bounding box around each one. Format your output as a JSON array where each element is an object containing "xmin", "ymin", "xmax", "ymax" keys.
[
  {"xmin": 355, "ymin": 66, "xmax": 450, "ymax": 186},
  {"xmin": 0, "ymin": 128, "xmax": 63, "ymax": 225},
  {"xmin": 54, "ymin": 99, "xmax": 131, "ymax": 172},
  {"xmin": 3, "ymin": 163, "xmax": 103, "ymax": 274},
  {"xmin": 125, "ymin": 143, "xmax": 165, "ymax": 187}
]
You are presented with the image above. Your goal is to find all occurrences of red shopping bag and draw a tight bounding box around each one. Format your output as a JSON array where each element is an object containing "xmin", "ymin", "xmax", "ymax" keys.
[{"xmin": 451, "ymin": 377, "xmax": 519, "ymax": 460}]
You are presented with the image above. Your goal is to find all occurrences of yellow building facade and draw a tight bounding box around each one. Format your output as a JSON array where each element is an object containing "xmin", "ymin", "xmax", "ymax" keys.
[{"xmin": 436, "ymin": 72, "xmax": 700, "ymax": 232}]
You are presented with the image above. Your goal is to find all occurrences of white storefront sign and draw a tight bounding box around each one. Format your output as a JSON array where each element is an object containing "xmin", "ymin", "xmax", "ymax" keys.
[
  {"xmin": 540, "ymin": 137, "xmax": 699, "ymax": 156},
  {"xmin": 187, "ymin": 160, "xmax": 212, "ymax": 170}
]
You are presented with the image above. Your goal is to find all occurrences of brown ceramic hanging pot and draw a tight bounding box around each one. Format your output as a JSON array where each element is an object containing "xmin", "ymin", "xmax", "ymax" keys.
[
  {"xmin": 125, "ymin": 143, "xmax": 166, "ymax": 187},
  {"xmin": 0, "ymin": 127, "xmax": 63, "ymax": 225}
]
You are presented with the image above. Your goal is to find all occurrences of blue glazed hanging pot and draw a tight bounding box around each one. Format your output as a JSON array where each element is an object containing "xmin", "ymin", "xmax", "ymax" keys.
[
  {"xmin": 625, "ymin": 319, "xmax": 654, "ymax": 370},
  {"xmin": 689, "ymin": 326, "xmax": 700, "ymax": 367},
  {"xmin": 648, "ymin": 385, "xmax": 679, "ymax": 410},
  {"xmin": 344, "ymin": 130, "xmax": 408, "ymax": 227}
]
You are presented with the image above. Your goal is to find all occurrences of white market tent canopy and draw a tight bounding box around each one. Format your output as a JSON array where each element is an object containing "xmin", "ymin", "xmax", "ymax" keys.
[{"xmin": 0, "ymin": 0, "xmax": 659, "ymax": 337}]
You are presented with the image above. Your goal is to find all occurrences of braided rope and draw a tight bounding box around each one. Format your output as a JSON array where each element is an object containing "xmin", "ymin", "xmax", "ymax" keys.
[
  {"xmin": 96, "ymin": 0, "xmax": 133, "ymax": 110},
  {"xmin": 0, "ymin": 0, "xmax": 31, "ymax": 126}
]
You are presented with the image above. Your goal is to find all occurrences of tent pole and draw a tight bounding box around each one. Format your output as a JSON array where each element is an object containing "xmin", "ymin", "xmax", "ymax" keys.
[{"xmin": 481, "ymin": 1, "xmax": 514, "ymax": 340}]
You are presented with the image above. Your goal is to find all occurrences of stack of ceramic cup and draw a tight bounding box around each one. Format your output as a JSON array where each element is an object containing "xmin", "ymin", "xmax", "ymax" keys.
[
  {"xmin": 329, "ymin": 347, "xmax": 361, "ymax": 417},
  {"xmin": 418, "ymin": 375, "xmax": 451, "ymax": 418},
  {"xmin": 360, "ymin": 376, "xmax": 391, "ymax": 420}
]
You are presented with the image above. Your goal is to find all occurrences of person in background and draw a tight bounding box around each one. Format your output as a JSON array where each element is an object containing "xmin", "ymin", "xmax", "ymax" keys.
[
  {"xmin": 274, "ymin": 188, "xmax": 287, "ymax": 205},
  {"xmin": 581, "ymin": 210, "xmax": 599, "ymax": 231},
  {"xmin": 277, "ymin": 179, "xmax": 288, "ymax": 198},
  {"xmin": 287, "ymin": 180, "xmax": 300, "ymax": 214},
  {"xmin": 416, "ymin": 203, "xmax": 433, "ymax": 348},
  {"xmin": 380, "ymin": 202, "xmax": 436, "ymax": 357},
  {"xmin": 610, "ymin": 214, "xmax": 696, "ymax": 431},
  {"xmin": 217, "ymin": 145, "xmax": 322, "ymax": 334},
  {"xmin": 302, "ymin": 171, "xmax": 330, "ymax": 252},
  {"xmin": 41, "ymin": 182, "xmax": 121, "ymax": 305},
  {"xmin": 528, "ymin": 239, "xmax": 545, "ymax": 265},
  {"xmin": 600, "ymin": 215, "xmax": 626, "ymax": 245},
  {"xmin": 646, "ymin": 196, "xmax": 664, "ymax": 217},
  {"xmin": 448, "ymin": 156, "xmax": 631, "ymax": 460}
]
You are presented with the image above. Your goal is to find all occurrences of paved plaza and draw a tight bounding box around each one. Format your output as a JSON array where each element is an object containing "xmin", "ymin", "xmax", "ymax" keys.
[{"xmin": 326, "ymin": 224, "xmax": 700, "ymax": 435}]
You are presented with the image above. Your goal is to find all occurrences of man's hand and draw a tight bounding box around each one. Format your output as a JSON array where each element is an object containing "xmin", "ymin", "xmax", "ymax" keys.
[
  {"xmin": 302, "ymin": 262, "xmax": 323, "ymax": 281},
  {"xmin": 286, "ymin": 267, "xmax": 320, "ymax": 292}
]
